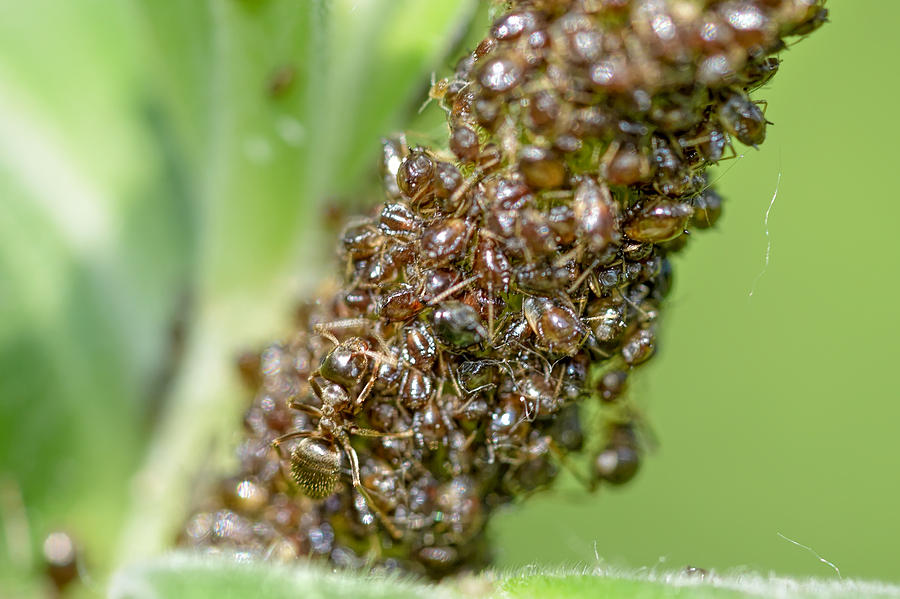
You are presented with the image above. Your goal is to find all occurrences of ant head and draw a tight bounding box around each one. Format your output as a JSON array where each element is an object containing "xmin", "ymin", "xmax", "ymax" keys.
[
  {"xmin": 290, "ymin": 437, "xmax": 342, "ymax": 499},
  {"xmin": 319, "ymin": 337, "xmax": 370, "ymax": 388}
]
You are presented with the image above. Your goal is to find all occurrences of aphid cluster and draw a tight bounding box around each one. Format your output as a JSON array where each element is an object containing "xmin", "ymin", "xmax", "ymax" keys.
[{"xmin": 180, "ymin": 0, "xmax": 825, "ymax": 578}]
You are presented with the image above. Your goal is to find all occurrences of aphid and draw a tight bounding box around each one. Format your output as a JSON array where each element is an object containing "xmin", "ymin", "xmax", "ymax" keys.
[
  {"xmin": 472, "ymin": 237, "xmax": 512, "ymax": 292},
  {"xmin": 433, "ymin": 161, "xmax": 464, "ymax": 200},
  {"xmin": 341, "ymin": 223, "xmax": 383, "ymax": 259},
  {"xmin": 586, "ymin": 296, "xmax": 628, "ymax": 346},
  {"xmin": 401, "ymin": 321, "xmax": 438, "ymax": 370},
  {"xmin": 743, "ymin": 56, "xmax": 780, "ymax": 90},
  {"xmin": 489, "ymin": 394, "xmax": 530, "ymax": 448},
  {"xmin": 596, "ymin": 369, "xmax": 629, "ymax": 403},
  {"xmin": 523, "ymin": 296, "xmax": 588, "ymax": 357},
  {"xmin": 379, "ymin": 202, "xmax": 419, "ymax": 240},
  {"xmin": 431, "ymin": 301, "xmax": 488, "ymax": 348},
  {"xmin": 397, "ymin": 149, "xmax": 435, "ymax": 200},
  {"xmin": 625, "ymin": 199, "xmax": 693, "ymax": 243},
  {"xmin": 421, "ymin": 219, "xmax": 470, "ymax": 266},
  {"xmin": 573, "ymin": 176, "xmax": 619, "ymax": 252},
  {"xmin": 399, "ymin": 367, "xmax": 435, "ymax": 409},
  {"xmin": 491, "ymin": 10, "xmax": 540, "ymax": 42},
  {"xmin": 449, "ymin": 125, "xmax": 481, "ymax": 162},
  {"xmin": 605, "ymin": 143, "xmax": 651, "ymax": 186},
  {"xmin": 477, "ymin": 54, "xmax": 525, "ymax": 94},
  {"xmin": 413, "ymin": 402, "xmax": 450, "ymax": 450},
  {"xmin": 594, "ymin": 425, "xmax": 641, "ymax": 485},
  {"xmin": 381, "ymin": 137, "xmax": 407, "ymax": 200},
  {"xmin": 515, "ymin": 260, "xmax": 574, "ymax": 293},
  {"xmin": 221, "ymin": 476, "xmax": 269, "ymax": 513},
  {"xmin": 621, "ymin": 327, "xmax": 656, "ymax": 365},
  {"xmin": 719, "ymin": 91, "xmax": 767, "ymax": 146},
  {"xmin": 718, "ymin": 0, "xmax": 776, "ymax": 49},
  {"xmin": 553, "ymin": 11, "xmax": 603, "ymax": 65},
  {"xmin": 690, "ymin": 188, "xmax": 724, "ymax": 229},
  {"xmin": 518, "ymin": 145, "xmax": 567, "ymax": 189},
  {"xmin": 378, "ymin": 284, "xmax": 425, "ymax": 322}
]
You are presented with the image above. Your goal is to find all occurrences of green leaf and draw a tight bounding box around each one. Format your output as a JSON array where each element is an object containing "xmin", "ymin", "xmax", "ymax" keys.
[
  {"xmin": 497, "ymin": 570, "xmax": 900, "ymax": 599},
  {"xmin": 0, "ymin": 0, "xmax": 188, "ymax": 573},
  {"xmin": 108, "ymin": 554, "xmax": 448, "ymax": 599},
  {"xmin": 106, "ymin": 555, "xmax": 900, "ymax": 599}
]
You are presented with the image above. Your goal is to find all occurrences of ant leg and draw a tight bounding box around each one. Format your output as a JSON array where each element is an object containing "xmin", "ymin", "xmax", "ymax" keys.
[
  {"xmin": 548, "ymin": 439, "xmax": 598, "ymax": 493},
  {"xmin": 351, "ymin": 349, "xmax": 396, "ymax": 411},
  {"xmin": 426, "ymin": 275, "xmax": 478, "ymax": 306},
  {"xmin": 271, "ymin": 430, "xmax": 314, "ymax": 457},
  {"xmin": 338, "ymin": 435, "xmax": 404, "ymax": 540},
  {"xmin": 354, "ymin": 368, "xmax": 379, "ymax": 410},
  {"xmin": 313, "ymin": 319, "xmax": 371, "ymax": 345},
  {"xmin": 288, "ymin": 401, "xmax": 322, "ymax": 418},
  {"xmin": 568, "ymin": 258, "xmax": 601, "ymax": 295},
  {"xmin": 349, "ymin": 426, "xmax": 413, "ymax": 439}
]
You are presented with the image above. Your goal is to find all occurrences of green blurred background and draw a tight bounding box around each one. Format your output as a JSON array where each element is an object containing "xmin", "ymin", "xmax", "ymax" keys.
[{"xmin": 0, "ymin": 0, "xmax": 897, "ymax": 594}]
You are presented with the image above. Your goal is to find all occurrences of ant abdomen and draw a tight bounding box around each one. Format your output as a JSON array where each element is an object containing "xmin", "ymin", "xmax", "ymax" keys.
[{"xmin": 290, "ymin": 438, "xmax": 342, "ymax": 499}]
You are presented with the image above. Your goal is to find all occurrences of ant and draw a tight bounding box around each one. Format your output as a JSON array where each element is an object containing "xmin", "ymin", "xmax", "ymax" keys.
[{"xmin": 271, "ymin": 320, "xmax": 413, "ymax": 540}]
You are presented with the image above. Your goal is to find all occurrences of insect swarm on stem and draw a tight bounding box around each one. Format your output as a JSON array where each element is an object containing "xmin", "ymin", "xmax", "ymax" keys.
[{"xmin": 180, "ymin": 0, "xmax": 828, "ymax": 578}]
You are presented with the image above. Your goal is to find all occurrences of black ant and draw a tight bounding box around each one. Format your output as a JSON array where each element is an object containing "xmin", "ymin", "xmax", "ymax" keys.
[{"xmin": 272, "ymin": 321, "xmax": 413, "ymax": 539}]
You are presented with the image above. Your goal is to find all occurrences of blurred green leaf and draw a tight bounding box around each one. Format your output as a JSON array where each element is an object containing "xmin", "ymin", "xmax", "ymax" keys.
[
  {"xmin": 105, "ymin": 555, "xmax": 900, "ymax": 599},
  {"xmin": 0, "ymin": 0, "xmax": 187, "ymax": 575},
  {"xmin": 108, "ymin": 554, "xmax": 446, "ymax": 599},
  {"xmin": 0, "ymin": 0, "xmax": 478, "ymax": 585}
]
